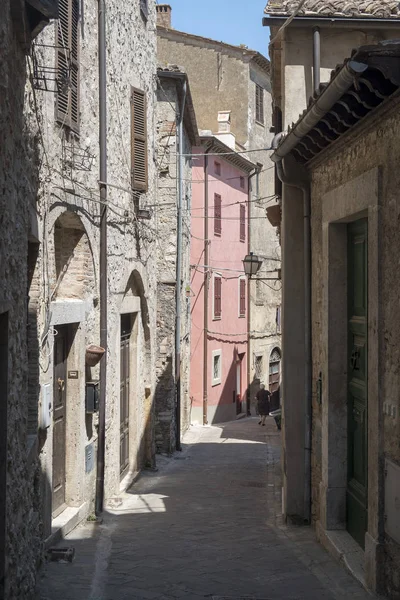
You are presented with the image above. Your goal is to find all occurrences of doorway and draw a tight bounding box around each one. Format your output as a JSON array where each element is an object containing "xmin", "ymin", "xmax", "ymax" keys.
[
  {"xmin": 347, "ymin": 219, "xmax": 368, "ymax": 548},
  {"xmin": 52, "ymin": 325, "xmax": 69, "ymax": 517},
  {"xmin": 120, "ymin": 314, "xmax": 134, "ymax": 478}
]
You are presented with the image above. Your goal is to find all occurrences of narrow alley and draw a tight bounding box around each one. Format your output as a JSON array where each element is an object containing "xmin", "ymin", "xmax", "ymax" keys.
[{"xmin": 37, "ymin": 419, "xmax": 371, "ymax": 600}]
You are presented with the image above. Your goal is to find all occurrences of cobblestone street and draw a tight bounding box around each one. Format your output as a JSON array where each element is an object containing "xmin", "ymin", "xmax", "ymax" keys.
[{"xmin": 37, "ymin": 418, "xmax": 373, "ymax": 600}]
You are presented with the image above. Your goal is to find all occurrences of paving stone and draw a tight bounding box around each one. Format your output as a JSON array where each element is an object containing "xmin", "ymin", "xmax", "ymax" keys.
[{"xmin": 36, "ymin": 418, "xmax": 374, "ymax": 600}]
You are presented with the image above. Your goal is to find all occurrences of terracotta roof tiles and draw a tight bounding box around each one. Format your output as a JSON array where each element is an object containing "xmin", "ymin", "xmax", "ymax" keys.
[{"xmin": 265, "ymin": 1, "xmax": 400, "ymax": 18}]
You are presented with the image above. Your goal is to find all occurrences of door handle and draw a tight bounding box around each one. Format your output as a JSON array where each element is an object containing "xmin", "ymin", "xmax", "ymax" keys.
[
  {"xmin": 57, "ymin": 377, "xmax": 65, "ymax": 391},
  {"xmin": 350, "ymin": 348, "xmax": 361, "ymax": 371}
]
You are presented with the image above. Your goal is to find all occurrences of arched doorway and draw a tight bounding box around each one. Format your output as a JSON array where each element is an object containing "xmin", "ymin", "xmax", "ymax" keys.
[{"xmin": 269, "ymin": 347, "xmax": 281, "ymax": 393}]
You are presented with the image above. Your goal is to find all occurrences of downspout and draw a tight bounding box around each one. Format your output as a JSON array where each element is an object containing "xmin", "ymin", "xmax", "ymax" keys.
[
  {"xmin": 313, "ymin": 27, "xmax": 320, "ymax": 92},
  {"xmin": 95, "ymin": 0, "xmax": 107, "ymax": 515},
  {"xmin": 272, "ymin": 137, "xmax": 312, "ymax": 524},
  {"xmin": 246, "ymin": 166, "xmax": 260, "ymax": 417},
  {"xmin": 175, "ymin": 79, "xmax": 187, "ymax": 451},
  {"xmin": 203, "ymin": 146, "xmax": 211, "ymax": 425}
]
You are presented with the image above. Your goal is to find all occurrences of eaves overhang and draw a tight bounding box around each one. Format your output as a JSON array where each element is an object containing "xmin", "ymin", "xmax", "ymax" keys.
[
  {"xmin": 263, "ymin": 15, "xmax": 400, "ymax": 28},
  {"xmin": 271, "ymin": 41, "xmax": 400, "ymax": 165},
  {"xmin": 199, "ymin": 136, "xmax": 257, "ymax": 174}
]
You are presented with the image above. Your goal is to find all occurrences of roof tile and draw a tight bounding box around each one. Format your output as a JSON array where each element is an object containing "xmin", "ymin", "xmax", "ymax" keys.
[{"xmin": 265, "ymin": 1, "xmax": 400, "ymax": 18}]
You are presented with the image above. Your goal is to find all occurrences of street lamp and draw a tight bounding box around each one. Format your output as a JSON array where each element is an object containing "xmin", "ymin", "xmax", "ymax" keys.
[{"xmin": 243, "ymin": 252, "xmax": 262, "ymax": 278}]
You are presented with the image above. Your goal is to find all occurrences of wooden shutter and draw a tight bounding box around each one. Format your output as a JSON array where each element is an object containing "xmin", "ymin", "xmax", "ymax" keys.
[
  {"xmin": 214, "ymin": 277, "xmax": 222, "ymax": 318},
  {"xmin": 240, "ymin": 204, "xmax": 246, "ymax": 242},
  {"xmin": 239, "ymin": 279, "xmax": 246, "ymax": 316},
  {"xmin": 131, "ymin": 87, "xmax": 148, "ymax": 192},
  {"xmin": 214, "ymin": 193, "xmax": 222, "ymax": 236},
  {"xmin": 56, "ymin": 0, "xmax": 79, "ymax": 132},
  {"xmin": 256, "ymin": 84, "xmax": 264, "ymax": 124}
]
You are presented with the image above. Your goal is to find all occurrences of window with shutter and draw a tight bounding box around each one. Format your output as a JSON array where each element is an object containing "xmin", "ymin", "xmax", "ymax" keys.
[
  {"xmin": 213, "ymin": 276, "xmax": 222, "ymax": 319},
  {"xmin": 255, "ymin": 84, "xmax": 264, "ymax": 124},
  {"xmin": 240, "ymin": 204, "xmax": 246, "ymax": 242},
  {"xmin": 131, "ymin": 87, "xmax": 148, "ymax": 192},
  {"xmin": 56, "ymin": 0, "xmax": 80, "ymax": 132},
  {"xmin": 214, "ymin": 193, "xmax": 222, "ymax": 236},
  {"xmin": 239, "ymin": 278, "xmax": 246, "ymax": 317}
]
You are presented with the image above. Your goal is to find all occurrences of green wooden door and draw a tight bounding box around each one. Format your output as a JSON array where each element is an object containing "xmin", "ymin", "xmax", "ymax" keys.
[{"xmin": 347, "ymin": 219, "xmax": 368, "ymax": 548}]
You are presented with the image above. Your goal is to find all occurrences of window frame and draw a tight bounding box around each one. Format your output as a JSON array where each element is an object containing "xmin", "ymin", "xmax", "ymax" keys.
[
  {"xmin": 212, "ymin": 349, "xmax": 222, "ymax": 386},
  {"xmin": 214, "ymin": 161, "xmax": 221, "ymax": 176},
  {"xmin": 255, "ymin": 84, "xmax": 264, "ymax": 125},
  {"xmin": 254, "ymin": 353, "xmax": 263, "ymax": 381},
  {"xmin": 239, "ymin": 203, "xmax": 246, "ymax": 243},
  {"xmin": 213, "ymin": 273, "xmax": 222, "ymax": 320},
  {"xmin": 214, "ymin": 193, "xmax": 222, "ymax": 237},
  {"xmin": 238, "ymin": 276, "xmax": 246, "ymax": 318}
]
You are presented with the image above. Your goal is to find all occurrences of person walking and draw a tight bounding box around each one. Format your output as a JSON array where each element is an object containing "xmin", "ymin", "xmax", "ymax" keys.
[{"xmin": 256, "ymin": 384, "xmax": 271, "ymax": 426}]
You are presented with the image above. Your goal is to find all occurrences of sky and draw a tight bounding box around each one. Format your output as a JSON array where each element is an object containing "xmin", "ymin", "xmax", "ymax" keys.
[{"xmin": 161, "ymin": 0, "xmax": 271, "ymax": 57}]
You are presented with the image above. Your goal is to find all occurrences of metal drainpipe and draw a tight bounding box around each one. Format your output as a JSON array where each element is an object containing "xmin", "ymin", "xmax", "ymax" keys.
[
  {"xmin": 175, "ymin": 80, "xmax": 187, "ymax": 451},
  {"xmin": 313, "ymin": 27, "xmax": 321, "ymax": 93},
  {"xmin": 273, "ymin": 147, "xmax": 312, "ymax": 524},
  {"xmin": 246, "ymin": 167, "xmax": 259, "ymax": 417},
  {"xmin": 95, "ymin": 0, "xmax": 107, "ymax": 516},
  {"xmin": 202, "ymin": 147, "xmax": 211, "ymax": 425}
]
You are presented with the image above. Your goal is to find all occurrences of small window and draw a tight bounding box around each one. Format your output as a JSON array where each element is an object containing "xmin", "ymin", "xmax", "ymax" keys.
[
  {"xmin": 240, "ymin": 176, "xmax": 245, "ymax": 189},
  {"xmin": 239, "ymin": 204, "xmax": 246, "ymax": 242},
  {"xmin": 212, "ymin": 350, "xmax": 222, "ymax": 386},
  {"xmin": 254, "ymin": 355, "xmax": 263, "ymax": 380},
  {"xmin": 214, "ymin": 193, "xmax": 222, "ymax": 236},
  {"xmin": 239, "ymin": 277, "xmax": 246, "ymax": 317},
  {"xmin": 56, "ymin": 0, "xmax": 80, "ymax": 132},
  {"xmin": 214, "ymin": 161, "xmax": 221, "ymax": 176},
  {"xmin": 131, "ymin": 87, "xmax": 148, "ymax": 192},
  {"xmin": 213, "ymin": 275, "xmax": 222, "ymax": 320},
  {"xmin": 256, "ymin": 84, "xmax": 264, "ymax": 124}
]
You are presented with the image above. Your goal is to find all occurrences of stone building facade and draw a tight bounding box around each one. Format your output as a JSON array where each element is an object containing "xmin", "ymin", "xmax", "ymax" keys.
[
  {"xmin": 270, "ymin": 37, "xmax": 400, "ymax": 599},
  {"xmin": 155, "ymin": 68, "xmax": 198, "ymax": 453},
  {"xmin": 264, "ymin": 0, "xmax": 400, "ymax": 528},
  {"xmin": 0, "ymin": 2, "xmax": 59, "ymax": 598},
  {"xmin": 1, "ymin": 0, "xmax": 158, "ymax": 596},
  {"xmin": 157, "ymin": 5, "xmax": 281, "ymax": 412}
]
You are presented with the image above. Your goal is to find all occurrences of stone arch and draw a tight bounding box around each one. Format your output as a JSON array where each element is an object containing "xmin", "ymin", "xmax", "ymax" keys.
[{"xmin": 52, "ymin": 211, "xmax": 95, "ymax": 300}]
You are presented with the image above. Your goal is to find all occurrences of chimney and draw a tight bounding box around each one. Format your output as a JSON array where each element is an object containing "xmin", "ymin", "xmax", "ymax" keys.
[
  {"xmin": 156, "ymin": 4, "xmax": 172, "ymax": 28},
  {"xmin": 215, "ymin": 111, "xmax": 236, "ymax": 150}
]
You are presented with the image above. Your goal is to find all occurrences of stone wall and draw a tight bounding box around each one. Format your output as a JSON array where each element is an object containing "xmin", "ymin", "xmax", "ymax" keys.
[
  {"xmin": 0, "ymin": 3, "xmax": 43, "ymax": 597},
  {"xmin": 309, "ymin": 97, "xmax": 400, "ymax": 598},
  {"xmin": 155, "ymin": 77, "xmax": 192, "ymax": 453}
]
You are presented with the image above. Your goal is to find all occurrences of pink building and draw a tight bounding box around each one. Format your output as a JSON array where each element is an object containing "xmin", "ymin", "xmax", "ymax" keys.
[{"xmin": 190, "ymin": 137, "xmax": 255, "ymax": 424}]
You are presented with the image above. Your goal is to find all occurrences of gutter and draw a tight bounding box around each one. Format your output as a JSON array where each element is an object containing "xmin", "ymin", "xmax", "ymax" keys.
[
  {"xmin": 203, "ymin": 146, "xmax": 212, "ymax": 425},
  {"xmin": 271, "ymin": 59, "xmax": 368, "ymax": 164},
  {"xmin": 175, "ymin": 78, "xmax": 187, "ymax": 452},
  {"xmin": 95, "ymin": 0, "xmax": 107, "ymax": 515},
  {"xmin": 263, "ymin": 15, "xmax": 400, "ymax": 29}
]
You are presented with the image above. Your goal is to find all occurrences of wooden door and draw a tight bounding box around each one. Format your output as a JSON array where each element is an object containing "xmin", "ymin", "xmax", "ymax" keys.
[
  {"xmin": 236, "ymin": 361, "xmax": 241, "ymax": 415},
  {"xmin": 347, "ymin": 219, "xmax": 368, "ymax": 548},
  {"xmin": 120, "ymin": 314, "xmax": 133, "ymax": 477},
  {"xmin": 52, "ymin": 326, "xmax": 67, "ymax": 516}
]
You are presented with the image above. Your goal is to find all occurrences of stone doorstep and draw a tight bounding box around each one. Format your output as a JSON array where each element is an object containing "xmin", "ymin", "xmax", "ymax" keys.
[
  {"xmin": 45, "ymin": 502, "xmax": 89, "ymax": 550},
  {"xmin": 316, "ymin": 521, "xmax": 376, "ymax": 596}
]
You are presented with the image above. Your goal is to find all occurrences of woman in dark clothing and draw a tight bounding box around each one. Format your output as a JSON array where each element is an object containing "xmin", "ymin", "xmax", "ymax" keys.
[{"xmin": 256, "ymin": 384, "xmax": 271, "ymax": 426}]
